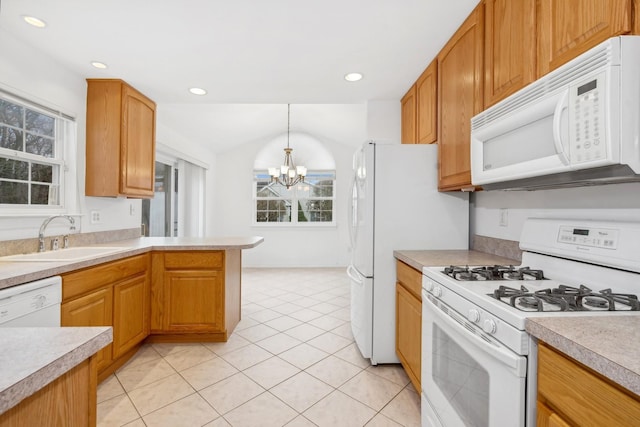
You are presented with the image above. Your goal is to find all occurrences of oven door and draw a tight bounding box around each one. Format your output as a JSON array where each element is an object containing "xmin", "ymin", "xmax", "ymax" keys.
[{"xmin": 421, "ymin": 291, "xmax": 527, "ymax": 427}]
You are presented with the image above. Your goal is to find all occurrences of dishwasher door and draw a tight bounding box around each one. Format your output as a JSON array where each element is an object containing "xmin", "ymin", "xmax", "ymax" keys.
[{"xmin": 0, "ymin": 276, "xmax": 62, "ymax": 326}]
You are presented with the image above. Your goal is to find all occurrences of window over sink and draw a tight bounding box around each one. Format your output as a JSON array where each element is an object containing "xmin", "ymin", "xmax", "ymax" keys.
[{"xmin": 0, "ymin": 89, "xmax": 75, "ymax": 213}]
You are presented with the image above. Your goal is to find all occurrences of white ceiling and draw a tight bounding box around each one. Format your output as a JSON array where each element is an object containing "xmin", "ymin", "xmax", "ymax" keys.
[{"xmin": 1, "ymin": 0, "xmax": 478, "ymax": 152}]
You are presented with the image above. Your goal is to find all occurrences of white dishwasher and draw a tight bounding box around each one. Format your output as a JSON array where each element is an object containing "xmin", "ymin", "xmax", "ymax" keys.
[{"xmin": 0, "ymin": 276, "xmax": 62, "ymax": 327}]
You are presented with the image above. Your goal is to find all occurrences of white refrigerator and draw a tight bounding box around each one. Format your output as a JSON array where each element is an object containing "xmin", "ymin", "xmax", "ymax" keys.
[{"xmin": 347, "ymin": 141, "xmax": 469, "ymax": 364}]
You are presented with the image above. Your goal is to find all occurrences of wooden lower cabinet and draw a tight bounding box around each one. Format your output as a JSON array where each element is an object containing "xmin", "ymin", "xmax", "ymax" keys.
[
  {"xmin": 150, "ymin": 250, "xmax": 241, "ymax": 341},
  {"xmin": 163, "ymin": 269, "xmax": 223, "ymax": 331},
  {"xmin": 113, "ymin": 274, "xmax": 150, "ymax": 358},
  {"xmin": 395, "ymin": 261, "xmax": 422, "ymax": 392},
  {"xmin": 61, "ymin": 254, "xmax": 150, "ymax": 379},
  {"xmin": 61, "ymin": 287, "xmax": 113, "ymax": 372},
  {"xmin": 537, "ymin": 342, "xmax": 640, "ymax": 426},
  {"xmin": 0, "ymin": 357, "xmax": 97, "ymax": 427}
]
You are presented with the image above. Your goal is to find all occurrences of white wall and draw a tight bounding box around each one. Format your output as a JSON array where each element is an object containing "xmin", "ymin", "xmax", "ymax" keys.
[
  {"xmin": 213, "ymin": 132, "xmax": 357, "ymax": 267},
  {"xmin": 471, "ymin": 182, "xmax": 640, "ymax": 241},
  {"xmin": 0, "ymin": 29, "xmax": 144, "ymax": 240}
]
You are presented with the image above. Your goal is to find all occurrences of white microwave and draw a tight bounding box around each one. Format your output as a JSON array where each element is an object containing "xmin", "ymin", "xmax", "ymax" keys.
[{"xmin": 471, "ymin": 36, "xmax": 640, "ymax": 190}]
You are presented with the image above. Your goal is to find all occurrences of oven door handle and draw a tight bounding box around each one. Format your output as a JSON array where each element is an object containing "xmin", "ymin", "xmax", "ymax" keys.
[{"xmin": 423, "ymin": 291, "xmax": 526, "ymax": 377}]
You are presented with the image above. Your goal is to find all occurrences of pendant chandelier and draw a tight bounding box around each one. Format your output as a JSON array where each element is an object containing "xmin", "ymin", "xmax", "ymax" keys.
[{"xmin": 268, "ymin": 104, "xmax": 307, "ymax": 189}]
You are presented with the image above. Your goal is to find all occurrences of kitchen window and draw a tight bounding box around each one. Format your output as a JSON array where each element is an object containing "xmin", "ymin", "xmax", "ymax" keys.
[
  {"xmin": 253, "ymin": 170, "xmax": 335, "ymax": 225},
  {"xmin": 0, "ymin": 90, "xmax": 73, "ymax": 212}
]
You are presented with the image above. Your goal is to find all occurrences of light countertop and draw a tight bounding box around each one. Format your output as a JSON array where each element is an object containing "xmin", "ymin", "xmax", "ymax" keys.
[
  {"xmin": 527, "ymin": 316, "xmax": 640, "ymax": 396},
  {"xmin": 394, "ymin": 249, "xmax": 519, "ymax": 272},
  {"xmin": 0, "ymin": 236, "xmax": 264, "ymax": 290},
  {"xmin": 0, "ymin": 326, "xmax": 112, "ymax": 415}
]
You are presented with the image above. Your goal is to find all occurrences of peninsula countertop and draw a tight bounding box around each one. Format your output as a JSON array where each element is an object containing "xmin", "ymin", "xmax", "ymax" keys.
[
  {"xmin": 0, "ymin": 326, "xmax": 112, "ymax": 415},
  {"xmin": 0, "ymin": 236, "xmax": 264, "ymax": 290}
]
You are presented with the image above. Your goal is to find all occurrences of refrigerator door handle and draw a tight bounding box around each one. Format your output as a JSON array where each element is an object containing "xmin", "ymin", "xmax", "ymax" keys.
[
  {"xmin": 348, "ymin": 176, "xmax": 358, "ymax": 250},
  {"xmin": 347, "ymin": 264, "xmax": 364, "ymax": 285}
]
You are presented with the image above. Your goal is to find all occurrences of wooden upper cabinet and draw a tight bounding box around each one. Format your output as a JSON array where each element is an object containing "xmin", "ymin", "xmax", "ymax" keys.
[
  {"xmin": 401, "ymin": 85, "xmax": 417, "ymax": 144},
  {"xmin": 438, "ymin": 3, "xmax": 484, "ymax": 191},
  {"xmin": 416, "ymin": 59, "xmax": 438, "ymax": 144},
  {"xmin": 86, "ymin": 79, "xmax": 156, "ymax": 198},
  {"xmin": 537, "ymin": 0, "xmax": 632, "ymax": 76},
  {"xmin": 484, "ymin": 0, "xmax": 536, "ymax": 107}
]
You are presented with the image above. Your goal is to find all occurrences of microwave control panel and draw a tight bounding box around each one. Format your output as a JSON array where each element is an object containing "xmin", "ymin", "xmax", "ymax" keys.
[{"xmin": 568, "ymin": 72, "xmax": 607, "ymax": 164}]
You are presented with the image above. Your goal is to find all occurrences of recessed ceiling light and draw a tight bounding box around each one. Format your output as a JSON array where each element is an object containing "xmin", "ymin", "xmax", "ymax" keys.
[
  {"xmin": 344, "ymin": 72, "xmax": 363, "ymax": 82},
  {"xmin": 189, "ymin": 87, "xmax": 207, "ymax": 96},
  {"xmin": 23, "ymin": 15, "xmax": 47, "ymax": 28},
  {"xmin": 91, "ymin": 61, "xmax": 108, "ymax": 69}
]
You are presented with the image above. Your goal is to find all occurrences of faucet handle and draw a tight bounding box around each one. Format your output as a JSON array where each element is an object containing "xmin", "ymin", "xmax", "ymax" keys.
[
  {"xmin": 52, "ymin": 237, "xmax": 60, "ymax": 251},
  {"xmin": 63, "ymin": 235, "xmax": 70, "ymax": 249}
]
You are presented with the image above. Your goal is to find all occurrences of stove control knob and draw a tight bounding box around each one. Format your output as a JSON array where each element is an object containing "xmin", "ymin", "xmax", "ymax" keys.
[
  {"xmin": 468, "ymin": 309, "xmax": 480, "ymax": 323},
  {"xmin": 424, "ymin": 281, "xmax": 434, "ymax": 292},
  {"xmin": 433, "ymin": 286, "xmax": 443, "ymax": 298},
  {"xmin": 482, "ymin": 319, "xmax": 497, "ymax": 334}
]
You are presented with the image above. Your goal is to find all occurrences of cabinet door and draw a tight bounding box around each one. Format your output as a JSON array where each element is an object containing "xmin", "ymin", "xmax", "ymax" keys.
[
  {"xmin": 401, "ymin": 85, "xmax": 417, "ymax": 144},
  {"xmin": 438, "ymin": 3, "xmax": 484, "ymax": 191},
  {"xmin": 484, "ymin": 0, "xmax": 536, "ymax": 107},
  {"xmin": 113, "ymin": 273, "xmax": 150, "ymax": 358},
  {"xmin": 537, "ymin": 401, "xmax": 571, "ymax": 427},
  {"xmin": 163, "ymin": 270, "xmax": 224, "ymax": 331},
  {"xmin": 61, "ymin": 287, "xmax": 113, "ymax": 371},
  {"xmin": 537, "ymin": 0, "xmax": 632, "ymax": 76},
  {"xmin": 416, "ymin": 60, "xmax": 438, "ymax": 144},
  {"xmin": 121, "ymin": 84, "xmax": 156, "ymax": 197},
  {"xmin": 396, "ymin": 283, "xmax": 421, "ymax": 392}
]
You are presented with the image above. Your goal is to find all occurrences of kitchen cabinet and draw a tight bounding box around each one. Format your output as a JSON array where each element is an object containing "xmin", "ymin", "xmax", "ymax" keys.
[
  {"xmin": 401, "ymin": 85, "xmax": 417, "ymax": 144},
  {"xmin": 113, "ymin": 274, "xmax": 150, "ymax": 358},
  {"xmin": 484, "ymin": 0, "xmax": 536, "ymax": 107},
  {"xmin": 537, "ymin": 342, "xmax": 640, "ymax": 426},
  {"xmin": 416, "ymin": 60, "xmax": 438, "ymax": 144},
  {"xmin": 150, "ymin": 250, "xmax": 241, "ymax": 341},
  {"xmin": 437, "ymin": 2, "xmax": 484, "ymax": 191},
  {"xmin": 85, "ymin": 79, "xmax": 156, "ymax": 198},
  {"xmin": 395, "ymin": 260, "xmax": 422, "ymax": 392},
  {"xmin": 61, "ymin": 288, "xmax": 113, "ymax": 372},
  {"xmin": 0, "ymin": 358, "xmax": 97, "ymax": 427},
  {"xmin": 61, "ymin": 254, "xmax": 150, "ymax": 380},
  {"xmin": 537, "ymin": 0, "xmax": 632, "ymax": 76},
  {"xmin": 401, "ymin": 59, "xmax": 438, "ymax": 145}
]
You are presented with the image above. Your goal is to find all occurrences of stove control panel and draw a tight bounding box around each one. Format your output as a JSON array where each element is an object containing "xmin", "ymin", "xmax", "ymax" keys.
[{"xmin": 557, "ymin": 225, "xmax": 618, "ymax": 249}]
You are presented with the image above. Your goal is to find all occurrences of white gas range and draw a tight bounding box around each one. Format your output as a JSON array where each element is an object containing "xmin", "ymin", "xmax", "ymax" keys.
[{"xmin": 420, "ymin": 218, "xmax": 640, "ymax": 427}]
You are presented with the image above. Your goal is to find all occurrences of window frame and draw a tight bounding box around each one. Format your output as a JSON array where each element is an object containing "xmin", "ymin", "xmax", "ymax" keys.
[
  {"xmin": 252, "ymin": 169, "xmax": 336, "ymax": 227},
  {"xmin": 0, "ymin": 89, "xmax": 74, "ymax": 216}
]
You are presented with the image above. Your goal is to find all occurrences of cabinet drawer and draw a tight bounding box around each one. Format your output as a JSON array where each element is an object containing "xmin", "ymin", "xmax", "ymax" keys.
[
  {"xmin": 396, "ymin": 261, "xmax": 422, "ymax": 299},
  {"xmin": 62, "ymin": 254, "xmax": 149, "ymax": 301},
  {"xmin": 163, "ymin": 251, "xmax": 223, "ymax": 270},
  {"xmin": 538, "ymin": 343, "xmax": 640, "ymax": 426}
]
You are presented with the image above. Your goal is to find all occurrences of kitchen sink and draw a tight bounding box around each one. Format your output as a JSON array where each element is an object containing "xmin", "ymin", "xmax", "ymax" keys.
[{"xmin": 0, "ymin": 246, "xmax": 129, "ymax": 262}]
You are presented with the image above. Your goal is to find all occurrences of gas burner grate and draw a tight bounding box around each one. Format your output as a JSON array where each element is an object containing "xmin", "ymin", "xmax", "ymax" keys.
[
  {"xmin": 442, "ymin": 265, "xmax": 546, "ymax": 281},
  {"xmin": 489, "ymin": 284, "xmax": 640, "ymax": 312}
]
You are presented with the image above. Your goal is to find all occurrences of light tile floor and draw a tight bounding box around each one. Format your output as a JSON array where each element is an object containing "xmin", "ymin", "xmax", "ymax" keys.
[{"xmin": 97, "ymin": 268, "xmax": 421, "ymax": 427}]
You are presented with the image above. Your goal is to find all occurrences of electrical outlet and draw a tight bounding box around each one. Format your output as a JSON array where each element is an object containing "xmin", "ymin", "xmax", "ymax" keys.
[
  {"xmin": 499, "ymin": 208, "xmax": 508, "ymax": 227},
  {"xmin": 90, "ymin": 210, "xmax": 101, "ymax": 224},
  {"xmin": 130, "ymin": 203, "xmax": 136, "ymax": 216}
]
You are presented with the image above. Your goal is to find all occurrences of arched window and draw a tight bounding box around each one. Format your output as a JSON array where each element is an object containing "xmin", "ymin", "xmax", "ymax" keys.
[{"xmin": 253, "ymin": 132, "xmax": 336, "ymax": 225}]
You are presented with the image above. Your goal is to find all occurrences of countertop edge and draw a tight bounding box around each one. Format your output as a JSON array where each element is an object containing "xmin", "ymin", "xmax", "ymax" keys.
[
  {"xmin": 0, "ymin": 236, "xmax": 264, "ymax": 289},
  {"xmin": 526, "ymin": 319, "xmax": 640, "ymax": 396},
  {"xmin": 0, "ymin": 327, "xmax": 113, "ymax": 415}
]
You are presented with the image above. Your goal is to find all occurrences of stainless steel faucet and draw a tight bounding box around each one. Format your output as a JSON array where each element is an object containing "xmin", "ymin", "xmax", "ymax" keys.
[{"xmin": 38, "ymin": 215, "xmax": 76, "ymax": 252}]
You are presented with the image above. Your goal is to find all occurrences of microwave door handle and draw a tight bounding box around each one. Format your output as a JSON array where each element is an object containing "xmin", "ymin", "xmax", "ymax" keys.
[{"xmin": 553, "ymin": 92, "xmax": 570, "ymax": 165}]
